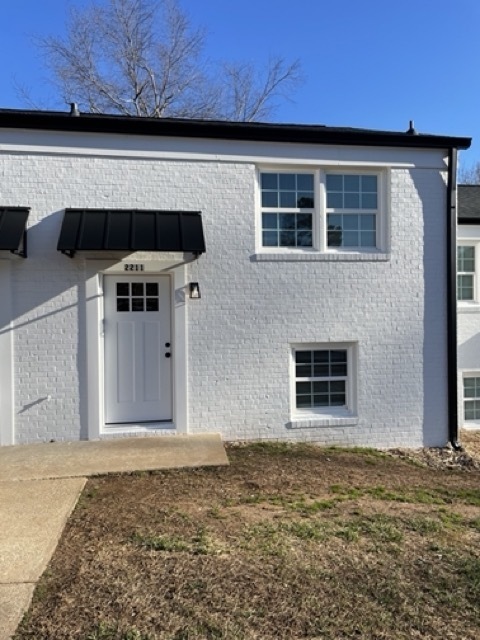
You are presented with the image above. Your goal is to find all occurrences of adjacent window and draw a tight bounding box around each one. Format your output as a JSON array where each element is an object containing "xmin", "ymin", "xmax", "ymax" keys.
[
  {"xmin": 464, "ymin": 376, "xmax": 480, "ymax": 421},
  {"xmin": 457, "ymin": 245, "xmax": 475, "ymax": 301},
  {"xmin": 261, "ymin": 173, "xmax": 314, "ymax": 248},
  {"xmin": 258, "ymin": 169, "xmax": 384, "ymax": 253},
  {"xmin": 326, "ymin": 174, "xmax": 378, "ymax": 248}
]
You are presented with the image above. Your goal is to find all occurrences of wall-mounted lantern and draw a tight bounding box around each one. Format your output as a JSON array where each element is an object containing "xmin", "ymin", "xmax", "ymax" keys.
[{"xmin": 189, "ymin": 282, "xmax": 201, "ymax": 299}]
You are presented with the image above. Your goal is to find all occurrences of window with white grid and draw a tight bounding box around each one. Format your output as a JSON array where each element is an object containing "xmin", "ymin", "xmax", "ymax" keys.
[
  {"xmin": 457, "ymin": 245, "xmax": 475, "ymax": 302},
  {"xmin": 258, "ymin": 169, "xmax": 385, "ymax": 254},
  {"xmin": 292, "ymin": 343, "xmax": 357, "ymax": 421},
  {"xmin": 463, "ymin": 376, "xmax": 480, "ymax": 421},
  {"xmin": 326, "ymin": 174, "xmax": 378, "ymax": 249},
  {"xmin": 260, "ymin": 172, "xmax": 314, "ymax": 248}
]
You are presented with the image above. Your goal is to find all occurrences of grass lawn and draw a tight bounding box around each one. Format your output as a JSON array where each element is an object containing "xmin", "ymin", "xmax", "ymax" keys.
[{"xmin": 15, "ymin": 436, "xmax": 480, "ymax": 640}]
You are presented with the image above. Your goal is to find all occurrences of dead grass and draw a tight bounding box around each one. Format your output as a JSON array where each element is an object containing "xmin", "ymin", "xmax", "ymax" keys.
[{"xmin": 14, "ymin": 434, "xmax": 480, "ymax": 640}]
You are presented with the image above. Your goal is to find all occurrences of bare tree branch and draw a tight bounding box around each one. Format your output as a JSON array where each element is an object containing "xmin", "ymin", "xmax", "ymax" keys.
[
  {"xmin": 32, "ymin": 0, "xmax": 302, "ymax": 121},
  {"xmin": 459, "ymin": 160, "xmax": 480, "ymax": 185},
  {"xmin": 220, "ymin": 57, "xmax": 302, "ymax": 122}
]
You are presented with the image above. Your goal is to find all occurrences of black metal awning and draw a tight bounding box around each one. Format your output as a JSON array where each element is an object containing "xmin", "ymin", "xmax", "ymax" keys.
[
  {"xmin": 57, "ymin": 209, "xmax": 206, "ymax": 257},
  {"xmin": 0, "ymin": 207, "xmax": 29, "ymax": 257}
]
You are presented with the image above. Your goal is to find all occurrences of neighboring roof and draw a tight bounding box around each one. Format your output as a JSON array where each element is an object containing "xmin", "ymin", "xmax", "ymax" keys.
[
  {"xmin": 458, "ymin": 185, "xmax": 480, "ymax": 224},
  {"xmin": 0, "ymin": 207, "xmax": 29, "ymax": 254},
  {"xmin": 0, "ymin": 108, "xmax": 471, "ymax": 151},
  {"xmin": 57, "ymin": 209, "xmax": 205, "ymax": 257}
]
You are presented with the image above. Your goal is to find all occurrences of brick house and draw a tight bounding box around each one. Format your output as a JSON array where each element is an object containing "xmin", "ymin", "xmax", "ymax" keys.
[
  {"xmin": 0, "ymin": 108, "xmax": 470, "ymax": 447},
  {"xmin": 457, "ymin": 185, "xmax": 480, "ymax": 428}
]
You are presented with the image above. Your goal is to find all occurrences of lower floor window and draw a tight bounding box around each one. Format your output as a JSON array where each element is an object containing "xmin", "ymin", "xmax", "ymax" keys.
[
  {"xmin": 464, "ymin": 376, "xmax": 480, "ymax": 420},
  {"xmin": 295, "ymin": 348, "xmax": 348, "ymax": 410}
]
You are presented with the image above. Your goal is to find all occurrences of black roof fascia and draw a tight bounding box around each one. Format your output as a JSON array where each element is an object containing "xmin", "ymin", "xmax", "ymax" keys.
[
  {"xmin": 0, "ymin": 207, "xmax": 29, "ymax": 256},
  {"xmin": 458, "ymin": 218, "xmax": 480, "ymax": 225},
  {"xmin": 57, "ymin": 209, "xmax": 206, "ymax": 257},
  {"xmin": 0, "ymin": 108, "xmax": 471, "ymax": 151}
]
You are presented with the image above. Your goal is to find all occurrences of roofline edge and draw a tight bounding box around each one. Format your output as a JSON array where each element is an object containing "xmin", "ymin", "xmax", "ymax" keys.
[{"xmin": 0, "ymin": 108, "xmax": 472, "ymax": 150}]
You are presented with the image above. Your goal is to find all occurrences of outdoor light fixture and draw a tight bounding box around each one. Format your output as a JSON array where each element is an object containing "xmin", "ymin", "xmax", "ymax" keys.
[{"xmin": 189, "ymin": 282, "xmax": 201, "ymax": 299}]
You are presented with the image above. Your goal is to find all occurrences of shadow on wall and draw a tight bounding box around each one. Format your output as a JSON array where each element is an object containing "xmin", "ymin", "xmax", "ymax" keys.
[
  {"xmin": 4, "ymin": 211, "xmax": 88, "ymax": 439},
  {"xmin": 458, "ymin": 332, "xmax": 480, "ymax": 370},
  {"xmin": 412, "ymin": 163, "xmax": 450, "ymax": 446},
  {"xmin": 8, "ymin": 210, "xmax": 153, "ymax": 441}
]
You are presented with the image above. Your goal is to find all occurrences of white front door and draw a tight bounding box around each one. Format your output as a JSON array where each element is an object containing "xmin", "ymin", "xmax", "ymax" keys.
[{"xmin": 104, "ymin": 275, "xmax": 172, "ymax": 424}]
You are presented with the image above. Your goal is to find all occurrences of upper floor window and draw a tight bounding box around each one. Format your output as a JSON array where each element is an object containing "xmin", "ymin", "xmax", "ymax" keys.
[
  {"xmin": 457, "ymin": 245, "xmax": 475, "ymax": 301},
  {"xmin": 261, "ymin": 173, "xmax": 314, "ymax": 248},
  {"xmin": 326, "ymin": 174, "xmax": 378, "ymax": 248},
  {"xmin": 258, "ymin": 169, "xmax": 385, "ymax": 253}
]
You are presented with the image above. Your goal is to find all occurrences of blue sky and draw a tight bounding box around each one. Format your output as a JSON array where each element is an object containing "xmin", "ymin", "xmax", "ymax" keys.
[{"xmin": 1, "ymin": 0, "xmax": 479, "ymax": 167}]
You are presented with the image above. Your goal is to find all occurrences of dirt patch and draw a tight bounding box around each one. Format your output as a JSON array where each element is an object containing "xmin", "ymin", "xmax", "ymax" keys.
[
  {"xmin": 387, "ymin": 429, "xmax": 480, "ymax": 471},
  {"xmin": 460, "ymin": 429, "xmax": 480, "ymax": 459},
  {"xmin": 15, "ymin": 442, "xmax": 480, "ymax": 640}
]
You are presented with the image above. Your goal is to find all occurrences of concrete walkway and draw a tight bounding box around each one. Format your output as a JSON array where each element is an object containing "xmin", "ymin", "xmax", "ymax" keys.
[{"xmin": 0, "ymin": 434, "xmax": 228, "ymax": 639}]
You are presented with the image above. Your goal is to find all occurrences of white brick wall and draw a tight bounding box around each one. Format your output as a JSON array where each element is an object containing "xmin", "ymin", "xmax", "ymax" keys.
[
  {"xmin": 457, "ymin": 227, "xmax": 480, "ymax": 426},
  {"xmin": 0, "ymin": 143, "xmax": 449, "ymax": 447},
  {"xmin": 458, "ymin": 312, "xmax": 480, "ymax": 371}
]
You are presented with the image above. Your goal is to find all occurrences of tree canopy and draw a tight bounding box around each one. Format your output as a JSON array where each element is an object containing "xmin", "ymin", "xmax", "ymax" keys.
[{"xmin": 35, "ymin": 0, "xmax": 302, "ymax": 121}]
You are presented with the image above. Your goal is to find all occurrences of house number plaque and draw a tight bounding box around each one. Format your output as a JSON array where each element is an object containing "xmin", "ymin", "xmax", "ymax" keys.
[{"xmin": 124, "ymin": 264, "xmax": 145, "ymax": 271}]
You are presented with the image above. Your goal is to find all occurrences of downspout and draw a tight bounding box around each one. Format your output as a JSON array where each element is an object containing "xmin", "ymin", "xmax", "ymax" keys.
[{"xmin": 446, "ymin": 147, "xmax": 461, "ymax": 450}]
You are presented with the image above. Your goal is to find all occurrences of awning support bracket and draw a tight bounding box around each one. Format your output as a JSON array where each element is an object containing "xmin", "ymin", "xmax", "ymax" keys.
[{"xmin": 10, "ymin": 230, "xmax": 27, "ymax": 258}]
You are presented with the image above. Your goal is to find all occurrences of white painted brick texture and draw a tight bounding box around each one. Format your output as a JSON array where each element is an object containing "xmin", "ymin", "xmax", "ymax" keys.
[{"xmin": 0, "ymin": 152, "xmax": 448, "ymax": 446}]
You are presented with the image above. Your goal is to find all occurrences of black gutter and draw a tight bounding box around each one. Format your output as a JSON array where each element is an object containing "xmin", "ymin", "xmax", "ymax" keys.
[
  {"xmin": 447, "ymin": 147, "xmax": 461, "ymax": 450},
  {"xmin": 458, "ymin": 218, "xmax": 480, "ymax": 225},
  {"xmin": 0, "ymin": 108, "xmax": 471, "ymax": 151}
]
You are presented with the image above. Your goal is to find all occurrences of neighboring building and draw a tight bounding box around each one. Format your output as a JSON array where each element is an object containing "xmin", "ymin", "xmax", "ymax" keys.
[
  {"xmin": 0, "ymin": 108, "xmax": 470, "ymax": 447},
  {"xmin": 457, "ymin": 184, "xmax": 480, "ymax": 429}
]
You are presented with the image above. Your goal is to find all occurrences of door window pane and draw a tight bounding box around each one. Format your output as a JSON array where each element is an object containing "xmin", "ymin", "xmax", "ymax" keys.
[
  {"xmin": 116, "ymin": 281, "xmax": 161, "ymax": 313},
  {"xmin": 146, "ymin": 283, "xmax": 158, "ymax": 296},
  {"xmin": 146, "ymin": 298, "xmax": 159, "ymax": 311},
  {"xmin": 132, "ymin": 298, "xmax": 144, "ymax": 312},
  {"xmin": 117, "ymin": 298, "xmax": 129, "ymax": 312},
  {"xmin": 132, "ymin": 283, "xmax": 144, "ymax": 296}
]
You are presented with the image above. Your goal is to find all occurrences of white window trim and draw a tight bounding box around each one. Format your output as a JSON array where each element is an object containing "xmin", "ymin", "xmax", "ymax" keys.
[
  {"xmin": 461, "ymin": 370, "xmax": 480, "ymax": 428},
  {"xmin": 289, "ymin": 342, "xmax": 358, "ymax": 427},
  {"xmin": 255, "ymin": 167, "xmax": 389, "ymax": 259},
  {"xmin": 457, "ymin": 242, "xmax": 480, "ymax": 310}
]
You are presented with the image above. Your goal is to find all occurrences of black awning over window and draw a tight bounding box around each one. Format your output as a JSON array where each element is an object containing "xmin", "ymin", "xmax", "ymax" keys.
[
  {"xmin": 0, "ymin": 207, "xmax": 29, "ymax": 257},
  {"xmin": 57, "ymin": 209, "xmax": 206, "ymax": 257}
]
